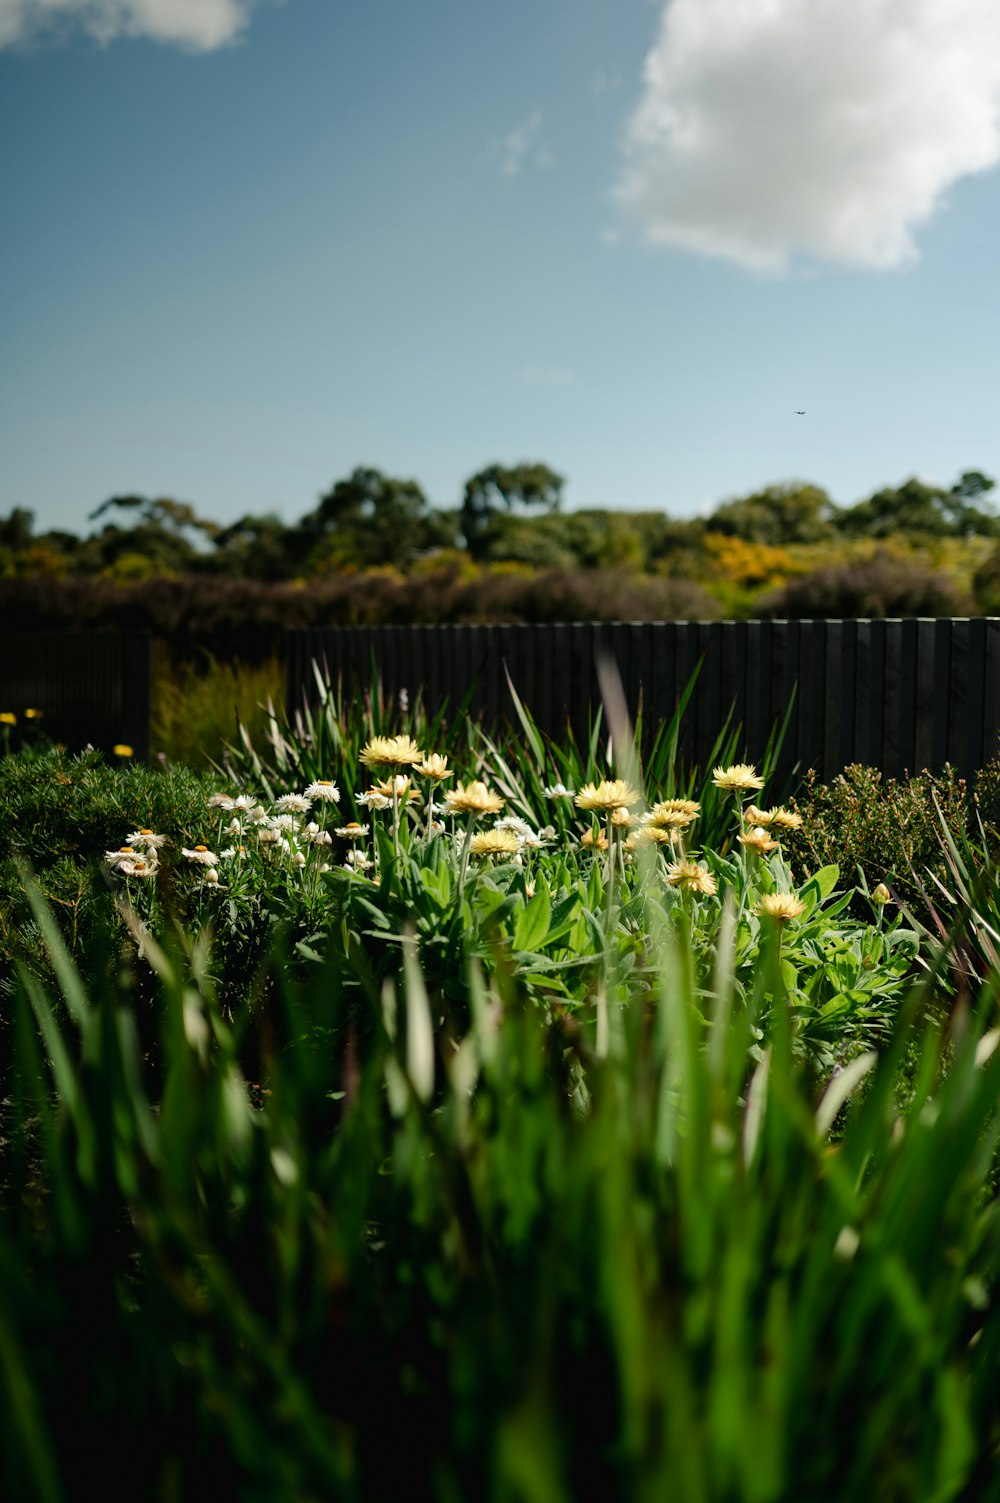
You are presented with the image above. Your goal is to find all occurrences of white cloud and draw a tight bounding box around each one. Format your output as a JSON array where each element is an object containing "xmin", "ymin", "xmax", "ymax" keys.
[
  {"xmin": 0, "ymin": 0, "xmax": 257, "ymax": 50},
  {"xmin": 616, "ymin": 0, "xmax": 1000, "ymax": 271}
]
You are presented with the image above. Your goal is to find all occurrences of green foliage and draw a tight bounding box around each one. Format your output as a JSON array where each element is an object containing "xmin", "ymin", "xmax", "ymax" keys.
[
  {"xmin": 710, "ymin": 481, "xmax": 836, "ymax": 545},
  {"xmin": 3, "ymin": 868, "xmax": 1000, "ymax": 1499},
  {"xmin": 783, "ymin": 762, "xmax": 975, "ymax": 913},
  {"xmin": 761, "ymin": 548, "xmax": 969, "ymax": 618},
  {"xmin": 837, "ymin": 471, "xmax": 999, "ymax": 540},
  {"xmin": 149, "ymin": 648, "xmax": 284, "ymax": 767},
  {"xmin": 460, "ymin": 461, "xmax": 565, "ymax": 558},
  {"xmin": 298, "ymin": 465, "xmax": 457, "ymax": 571}
]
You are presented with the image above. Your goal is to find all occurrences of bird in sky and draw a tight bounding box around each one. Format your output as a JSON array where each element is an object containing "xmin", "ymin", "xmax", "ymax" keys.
[{"xmin": 794, "ymin": 409, "xmax": 806, "ymax": 415}]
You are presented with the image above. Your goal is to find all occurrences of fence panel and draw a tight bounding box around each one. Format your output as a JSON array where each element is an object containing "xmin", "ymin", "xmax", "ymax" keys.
[
  {"xmin": 0, "ymin": 631, "xmax": 151, "ymax": 759},
  {"xmin": 284, "ymin": 619, "xmax": 1000, "ymax": 781}
]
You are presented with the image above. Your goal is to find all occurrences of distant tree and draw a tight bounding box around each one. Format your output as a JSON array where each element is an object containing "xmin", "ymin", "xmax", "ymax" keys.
[
  {"xmin": 708, "ymin": 482, "xmax": 835, "ymax": 546},
  {"xmin": 460, "ymin": 462, "xmax": 564, "ymax": 559},
  {"xmin": 88, "ymin": 494, "xmax": 220, "ymax": 542},
  {"xmin": 296, "ymin": 467, "xmax": 455, "ymax": 572},
  {"xmin": 0, "ymin": 508, "xmax": 35, "ymax": 551},
  {"xmin": 212, "ymin": 514, "xmax": 298, "ymax": 580},
  {"xmin": 837, "ymin": 472, "xmax": 999, "ymax": 540}
]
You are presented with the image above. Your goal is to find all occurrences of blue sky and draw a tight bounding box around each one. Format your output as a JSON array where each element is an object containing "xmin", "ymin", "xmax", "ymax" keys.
[{"xmin": 3, "ymin": 0, "xmax": 1000, "ymax": 535}]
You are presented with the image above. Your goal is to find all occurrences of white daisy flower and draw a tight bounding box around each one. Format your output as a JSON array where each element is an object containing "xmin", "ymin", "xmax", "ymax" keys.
[
  {"xmin": 181, "ymin": 845, "xmax": 219, "ymax": 865},
  {"xmin": 106, "ymin": 846, "xmax": 138, "ymax": 868},
  {"xmin": 268, "ymin": 814, "xmax": 299, "ymax": 832},
  {"xmin": 357, "ymin": 791, "xmax": 391, "ymax": 811},
  {"xmin": 231, "ymin": 794, "xmax": 255, "ymax": 810},
  {"xmin": 204, "ymin": 868, "xmax": 220, "ymax": 885},
  {"xmin": 246, "ymin": 805, "xmax": 271, "ymax": 826},
  {"xmin": 125, "ymin": 829, "xmax": 167, "ymax": 849},
  {"xmin": 291, "ymin": 850, "xmax": 307, "ymax": 867},
  {"xmin": 219, "ymin": 847, "xmax": 237, "ymax": 860},
  {"xmin": 257, "ymin": 827, "xmax": 281, "ymax": 844},
  {"xmin": 275, "ymin": 793, "xmax": 312, "ymax": 814},
  {"xmin": 304, "ymin": 779, "xmax": 341, "ymax": 802},
  {"xmin": 344, "ymin": 850, "xmax": 373, "ymax": 872},
  {"xmin": 542, "ymin": 783, "xmax": 575, "ymax": 799},
  {"xmin": 117, "ymin": 857, "xmax": 157, "ymax": 879},
  {"xmin": 225, "ymin": 817, "xmax": 243, "ymax": 835},
  {"xmin": 207, "ymin": 794, "xmax": 236, "ymax": 810}
]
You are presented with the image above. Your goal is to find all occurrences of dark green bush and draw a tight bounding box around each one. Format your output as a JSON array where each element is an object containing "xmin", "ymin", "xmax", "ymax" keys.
[
  {"xmin": 783, "ymin": 761, "xmax": 973, "ymax": 911},
  {"xmin": 761, "ymin": 550, "xmax": 969, "ymax": 618}
]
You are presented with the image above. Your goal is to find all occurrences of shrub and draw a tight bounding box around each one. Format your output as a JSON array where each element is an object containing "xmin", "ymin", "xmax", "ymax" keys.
[
  {"xmin": 760, "ymin": 549, "xmax": 969, "ymax": 618},
  {"xmin": 783, "ymin": 762, "xmax": 971, "ymax": 912}
]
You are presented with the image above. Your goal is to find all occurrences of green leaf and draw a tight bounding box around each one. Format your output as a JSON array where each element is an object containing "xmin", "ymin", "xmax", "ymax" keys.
[
  {"xmin": 802, "ymin": 864, "xmax": 840, "ymax": 905},
  {"xmin": 513, "ymin": 883, "xmax": 552, "ymax": 954}
]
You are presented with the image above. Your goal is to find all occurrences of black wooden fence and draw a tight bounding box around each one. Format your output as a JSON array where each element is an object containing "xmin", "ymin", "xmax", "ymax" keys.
[
  {"xmin": 0, "ymin": 631, "xmax": 151, "ymax": 760},
  {"xmin": 285, "ymin": 619, "xmax": 1000, "ymax": 785}
]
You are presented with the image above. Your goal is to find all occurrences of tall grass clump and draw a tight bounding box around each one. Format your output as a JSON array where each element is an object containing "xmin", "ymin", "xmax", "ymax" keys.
[
  {"xmin": 149, "ymin": 646, "xmax": 284, "ymax": 767},
  {"xmin": 3, "ymin": 870, "xmax": 1000, "ymax": 1500}
]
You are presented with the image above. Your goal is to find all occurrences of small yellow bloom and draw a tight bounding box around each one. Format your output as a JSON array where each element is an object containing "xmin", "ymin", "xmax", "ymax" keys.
[
  {"xmin": 24, "ymin": 708, "xmax": 43, "ymax": 720},
  {"xmin": 416, "ymin": 753, "xmax": 453, "ymax": 781},
  {"xmin": 373, "ymin": 774, "xmax": 420, "ymax": 801},
  {"xmin": 647, "ymin": 799, "xmax": 700, "ymax": 826},
  {"xmin": 443, "ymin": 780, "xmax": 504, "ymax": 816},
  {"xmin": 872, "ymin": 882, "xmax": 892, "ymax": 906},
  {"xmin": 738, "ymin": 827, "xmax": 779, "ymax": 854},
  {"xmin": 769, "ymin": 807, "xmax": 804, "ymax": 831},
  {"xmin": 580, "ymin": 827, "xmax": 609, "ymax": 852},
  {"xmin": 745, "ymin": 805, "xmax": 776, "ymax": 827},
  {"xmin": 665, "ymin": 859, "xmax": 718, "ymax": 896},
  {"xmin": 359, "ymin": 734, "xmax": 424, "ymax": 768},
  {"xmin": 713, "ymin": 763, "xmax": 764, "ymax": 794},
  {"xmin": 113, "ymin": 743, "xmax": 134, "ymax": 758},
  {"xmin": 0, "ymin": 712, "xmax": 16, "ymax": 726},
  {"xmin": 610, "ymin": 805, "xmax": 634, "ymax": 828},
  {"xmin": 757, "ymin": 893, "xmax": 806, "ymax": 924},
  {"xmin": 469, "ymin": 829, "xmax": 521, "ymax": 857},
  {"xmin": 575, "ymin": 779, "xmax": 641, "ymax": 813}
]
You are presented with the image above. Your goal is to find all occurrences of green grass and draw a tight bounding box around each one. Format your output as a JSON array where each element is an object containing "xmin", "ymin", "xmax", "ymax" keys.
[{"xmin": 149, "ymin": 647, "xmax": 284, "ymax": 768}]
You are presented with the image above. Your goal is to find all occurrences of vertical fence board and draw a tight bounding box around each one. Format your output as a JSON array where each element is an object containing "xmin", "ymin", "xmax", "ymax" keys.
[
  {"xmin": 966, "ymin": 618, "xmax": 987, "ymax": 775},
  {"xmin": 946, "ymin": 619, "xmax": 967, "ymax": 773},
  {"xmin": 281, "ymin": 619, "xmax": 1000, "ymax": 784}
]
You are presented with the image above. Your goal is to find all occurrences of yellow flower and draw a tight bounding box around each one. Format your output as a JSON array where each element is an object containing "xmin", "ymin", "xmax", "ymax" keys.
[
  {"xmin": 0, "ymin": 712, "xmax": 16, "ymax": 725},
  {"xmin": 469, "ymin": 829, "xmax": 521, "ymax": 857},
  {"xmin": 769, "ymin": 807, "xmax": 804, "ymax": 831},
  {"xmin": 580, "ymin": 827, "xmax": 609, "ymax": 852},
  {"xmin": 738, "ymin": 827, "xmax": 779, "ymax": 854},
  {"xmin": 373, "ymin": 774, "xmax": 421, "ymax": 801},
  {"xmin": 113, "ymin": 744, "xmax": 134, "ymax": 758},
  {"xmin": 416, "ymin": 753, "xmax": 453, "ymax": 781},
  {"xmin": 872, "ymin": 882, "xmax": 892, "ymax": 905},
  {"xmin": 24, "ymin": 708, "xmax": 43, "ymax": 720},
  {"xmin": 757, "ymin": 893, "xmax": 806, "ymax": 923},
  {"xmin": 443, "ymin": 780, "xmax": 504, "ymax": 816},
  {"xmin": 744, "ymin": 805, "xmax": 776, "ymax": 827},
  {"xmin": 712, "ymin": 763, "xmax": 764, "ymax": 793},
  {"xmin": 647, "ymin": 799, "xmax": 700, "ymax": 824},
  {"xmin": 665, "ymin": 859, "xmax": 718, "ymax": 896},
  {"xmin": 610, "ymin": 805, "xmax": 634, "ymax": 828},
  {"xmin": 574, "ymin": 779, "xmax": 641, "ymax": 813},
  {"xmin": 359, "ymin": 734, "xmax": 424, "ymax": 768}
]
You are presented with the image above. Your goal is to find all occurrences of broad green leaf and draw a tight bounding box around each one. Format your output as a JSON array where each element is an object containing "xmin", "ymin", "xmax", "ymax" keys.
[{"xmin": 513, "ymin": 883, "xmax": 551, "ymax": 954}]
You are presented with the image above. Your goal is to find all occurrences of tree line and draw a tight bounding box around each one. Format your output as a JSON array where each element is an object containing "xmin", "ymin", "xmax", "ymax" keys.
[{"xmin": 2, "ymin": 462, "xmax": 998, "ymax": 582}]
